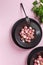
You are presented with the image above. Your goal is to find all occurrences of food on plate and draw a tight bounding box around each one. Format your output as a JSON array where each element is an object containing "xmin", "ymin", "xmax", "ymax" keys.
[
  {"xmin": 34, "ymin": 55, "xmax": 43, "ymax": 65},
  {"xmin": 20, "ymin": 25, "xmax": 35, "ymax": 43}
]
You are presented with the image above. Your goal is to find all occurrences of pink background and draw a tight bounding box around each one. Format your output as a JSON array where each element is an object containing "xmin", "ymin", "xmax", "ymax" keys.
[{"xmin": 0, "ymin": 0, "xmax": 43, "ymax": 65}]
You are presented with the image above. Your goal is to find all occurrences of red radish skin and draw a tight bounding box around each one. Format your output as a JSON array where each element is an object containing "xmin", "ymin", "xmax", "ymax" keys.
[{"xmin": 34, "ymin": 63, "xmax": 38, "ymax": 65}]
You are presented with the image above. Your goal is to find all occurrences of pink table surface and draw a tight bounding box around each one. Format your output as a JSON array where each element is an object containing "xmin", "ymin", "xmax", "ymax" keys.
[{"xmin": 0, "ymin": 0, "xmax": 43, "ymax": 65}]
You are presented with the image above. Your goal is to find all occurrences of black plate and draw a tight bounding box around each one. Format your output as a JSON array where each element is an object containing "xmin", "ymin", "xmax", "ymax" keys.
[
  {"xmin": 27, "ymin": 47, "xmax": 43, "ymax": 65},
  {"xmin": 11, "ymin": 18, "xmax": 42, "ymax": 49}
]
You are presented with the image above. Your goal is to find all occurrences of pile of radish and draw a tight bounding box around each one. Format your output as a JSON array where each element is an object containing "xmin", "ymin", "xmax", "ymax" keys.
[
  {"xmin": 20, "ymin": 26, "xmax": 35, "ymax": 43},
  {"xmin": 34, "ymin": 55, "xmax": 43, "ymax": 65}
]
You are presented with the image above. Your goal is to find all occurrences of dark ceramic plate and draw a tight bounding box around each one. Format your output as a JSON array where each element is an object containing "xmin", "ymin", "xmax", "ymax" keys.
[
  {"xmin": 27, "ymin": 47, "xmax": 43, "ymax": 65},
  {"xmin": 11, "ymin": 18, "xmax": 42, "ymax": 49}
]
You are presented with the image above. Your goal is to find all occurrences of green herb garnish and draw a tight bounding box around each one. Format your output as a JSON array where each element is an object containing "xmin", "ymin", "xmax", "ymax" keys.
[{"xmin": 32, "ymin": 0, "xmax": 43, "ymax": 23}]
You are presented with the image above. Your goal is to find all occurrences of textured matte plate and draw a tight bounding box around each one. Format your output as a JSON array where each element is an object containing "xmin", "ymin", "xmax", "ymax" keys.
[
  {"xmin": 11, "ymin": 18, "xmax": 42, "ymax": 49},
  {"xmin": 27, "ymin": 47, "xmax": 43, "ymax": 65}
]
